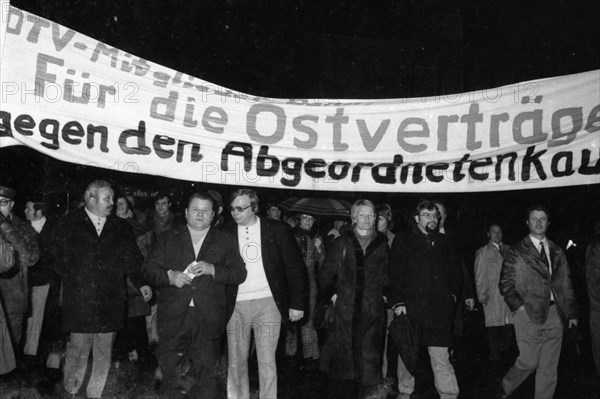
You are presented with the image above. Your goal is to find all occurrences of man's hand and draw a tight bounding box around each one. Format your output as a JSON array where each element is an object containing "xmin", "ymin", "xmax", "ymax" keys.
[
  {"xmin": 465, "ymin": 298, "xmax": 475, "ymax": 311},
  {"xmin": 140, "ymin": 285, "xmax": 153, "ymax": 301},
  {"xmin": 480, "ymin": 296, "xmax": 488, "ymax": 307},
  {"xmin": 289, "ymin": 309, "xmax": 304, "ymax": 322},
  {"xmin": 569, "ymin": 319, "xmax": 578, "ymax": 328},
  {"xmin": 167, "ymin": 270, "xmax": 192, "ymax": 288},
  {"xmin": 331, "ymin": 293, "xmax": 338, "ymax": 305},
  {"xmin": 191, "ymin": 261, "xmax": 215, "ymax": 277},
  {"xmin": 394, "ymin": 306, "xmax": 407, "ymax": 316}
]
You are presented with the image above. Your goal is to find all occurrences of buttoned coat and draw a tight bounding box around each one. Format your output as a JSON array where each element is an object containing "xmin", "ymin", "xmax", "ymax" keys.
[
  {"xmin": 390, "ymin": 227, "xmax": 462, "ymax": 347},
  {"xmin": 28, "ymin": 218, "xmax": 58, "ymax": 287},
  {"xmin": 474, "ymin": 241, "xmax": 511, "ymax": 327},
  {"xmin": 53, "ymin": 208, "xmax": 145, "ymax": 333},
  {"xmin": 499, "ymin": 235, "xmax": 578, "ymax": 325},
  {"xmin": 223, "ymin": 217, "xmax": 306, "ymax": 324},
  {"xmin": 318, "ymin": 229, "xmax": 389, "ymax": 385},
  {"xmin": 143, "ymin": 225, "xmax": 246, "ymax": 340}
]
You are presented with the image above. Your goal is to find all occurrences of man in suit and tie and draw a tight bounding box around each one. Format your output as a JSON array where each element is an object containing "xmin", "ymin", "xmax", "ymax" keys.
[
  {"xmin": 143, "ymin": 192, "xmax": 246, "ymax": 399},
  {"xmin": 224, "ymin": 188, "xmax": 306, "ymax": 399},
  {"xmin": 497, "ymin": 205, "xmax": 578, "ymax": 399}
]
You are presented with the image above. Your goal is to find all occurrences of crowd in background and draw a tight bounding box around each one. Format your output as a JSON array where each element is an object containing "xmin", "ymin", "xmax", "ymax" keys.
[{"xmin": 0, "ymin": 180, "xmax": 599, "ymax": 399}]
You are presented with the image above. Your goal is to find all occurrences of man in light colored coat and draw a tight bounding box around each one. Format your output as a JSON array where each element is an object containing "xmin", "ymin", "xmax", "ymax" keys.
[{"xmin": 474, "ymin": 224, "xmax": 513, "ymax": 365}]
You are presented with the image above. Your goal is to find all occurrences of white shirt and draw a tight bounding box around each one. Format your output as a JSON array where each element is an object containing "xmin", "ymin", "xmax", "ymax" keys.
[
  {"xmin": 30, "ymin": 217, "xmax": 47, "ymax": 234},
  {"xmin": 85, "ymin": 208, "xmax": 106, "ymax": 236},
  {"xmin": 236, "ymin": 218, "xmax": 272, "ymax": 301}
]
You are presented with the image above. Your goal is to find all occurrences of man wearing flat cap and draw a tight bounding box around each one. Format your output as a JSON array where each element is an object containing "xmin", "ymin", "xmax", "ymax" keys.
[{"xmin": 0, "ymin": 185, "xmax": 40, "ymax": 360}]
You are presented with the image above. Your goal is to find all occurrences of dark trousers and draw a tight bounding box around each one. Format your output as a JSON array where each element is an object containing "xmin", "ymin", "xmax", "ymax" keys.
[
  {"xmin": 115, "ymin": 315, "xmax": 149, "ymax": 360},
  {"xmin": 591, "ymin": 309, "xmax": 600, "ymax": 379},
  {"xmin": 486, "ymin": 325, "xmax": 514, "ymax": 361},
  {"xmin": 157, "ymin": 307, "xmax": 221, "ymax": 399}
]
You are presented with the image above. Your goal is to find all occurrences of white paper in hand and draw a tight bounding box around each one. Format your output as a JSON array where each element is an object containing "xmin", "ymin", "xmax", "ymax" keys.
[{"xmin": 183, "ymin": 261, "xmax": 198, "ymax": 279}]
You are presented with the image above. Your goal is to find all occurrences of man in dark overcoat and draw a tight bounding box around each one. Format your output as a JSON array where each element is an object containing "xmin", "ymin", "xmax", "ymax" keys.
[
  {"xmin": 318, "ymin": 199, "xmax": 389, "ymax": 397},
  {"xmin": 390, "ymin": 200, "xmax": 462, "ymax": 399},
  {"xmin": 53, "ymin": 180, "xmax": 151, "ymax": 398},
  {"xmin": 143, "ymin": 192, "xmax": 247, "ymax": 399}
]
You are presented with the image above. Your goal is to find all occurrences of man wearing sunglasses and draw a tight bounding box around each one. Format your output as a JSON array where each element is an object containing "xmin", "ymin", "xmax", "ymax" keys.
[
  {"xmin": 224, "ymin": 188, "xmax": 306, "ymax": 399},
  {"xmin": 0, "ymin": 185, "xmax": 40, "ymax": 369}
]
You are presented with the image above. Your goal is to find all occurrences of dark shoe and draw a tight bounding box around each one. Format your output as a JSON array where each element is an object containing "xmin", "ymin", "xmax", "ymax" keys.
[
  {"xmin": 301, "ymin": 357, "xmax": 319, "ymax": 371},
  {"xmin": 448, "ymin": 347, "xmax": 457, "ymax": 365},
  {"xmin": 494, "ymin": 383, "xmax": 510, "ymax": 399}
]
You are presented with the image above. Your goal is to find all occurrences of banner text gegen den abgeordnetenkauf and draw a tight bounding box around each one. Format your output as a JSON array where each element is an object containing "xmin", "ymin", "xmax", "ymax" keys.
[{"xmin": 1, "ymin": 6, "xmax": 599, "ymax": 192}]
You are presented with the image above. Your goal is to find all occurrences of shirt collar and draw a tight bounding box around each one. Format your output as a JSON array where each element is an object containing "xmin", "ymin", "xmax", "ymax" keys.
[
  {"xmin": 85, "ymin": 207, "xmax": 106, "ymax": 222},
  {"xmin": 529, "ymin": 235, "xmax": 546, "ymax": 248},
  {"xmin": 30, "ymin": 217, "xmax": 47, "ymax": 233}
]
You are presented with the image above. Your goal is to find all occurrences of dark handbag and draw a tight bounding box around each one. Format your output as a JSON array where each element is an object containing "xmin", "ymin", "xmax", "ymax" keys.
[
  {"xmin": 388, "ymin": 313, "xmax": 421, "ymax": 373},
  {"xmin": 314, "ymin": 297, "xmax": 335, "ymax": 332},
  {"xmin": 314, "ymin": 244, "xmax": 345, "ymax": 332}
]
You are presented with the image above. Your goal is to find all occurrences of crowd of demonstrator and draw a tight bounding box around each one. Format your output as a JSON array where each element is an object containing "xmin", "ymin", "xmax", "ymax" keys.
[{"xmin": 0, "ymin": 181, "xmax": 599, "ymax": 399}]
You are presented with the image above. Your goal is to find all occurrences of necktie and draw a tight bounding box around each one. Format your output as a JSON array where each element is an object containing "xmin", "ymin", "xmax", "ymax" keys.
[{"xmin": 539, "ymin": 242, "xmax": 549, "ymax": 268}]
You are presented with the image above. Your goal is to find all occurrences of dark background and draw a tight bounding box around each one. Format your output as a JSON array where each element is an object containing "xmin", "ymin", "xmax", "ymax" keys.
[{"xmin": 1, "ymin": 0, "xmax": 599, "ymax": 248}]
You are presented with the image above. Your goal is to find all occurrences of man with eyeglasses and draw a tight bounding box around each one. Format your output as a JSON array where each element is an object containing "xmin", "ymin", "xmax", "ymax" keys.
[
  {"xmin": 224, "ymin": 188, "xmax": 306, "ymax": 399},
  {"xmin": 0, "ymin": 185, "xmax": 40, "ymax": 369},
  {"xmin": 389, "ymin": 200, "xmax": 462, "ymax": 399},
  {"xmin": 143, "ymin": 192, "xmax": 246, "ymax": 398},
  {"xmin": 496, "ymin": 205, "xmax": 578, "ymax": 399}
]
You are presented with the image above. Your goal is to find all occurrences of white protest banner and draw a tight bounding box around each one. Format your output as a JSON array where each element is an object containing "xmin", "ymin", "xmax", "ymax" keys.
[
  {"xmin": 0, "ymin": 0, "xmax": 9, "ymax": 65},
  {"xmin": 1, "ymin": 6, "xmax": 599, "ymax": 192}
]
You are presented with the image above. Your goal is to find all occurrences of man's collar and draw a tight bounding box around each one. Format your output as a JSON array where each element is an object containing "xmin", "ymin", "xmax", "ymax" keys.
[
  {"xmin": 31, "ymin": 217, "xmax": 47, "ymax": 233},
  {"xmin": 85, "ymin": 207, "xmax": 106, "ymax": 220},
  {"xmin": 529, "ymin": 235, "xmax": 546, "ymax": 246},
  {"xmin": 238, "ymin": 215, "xmax": 259, "ymax": 228}
]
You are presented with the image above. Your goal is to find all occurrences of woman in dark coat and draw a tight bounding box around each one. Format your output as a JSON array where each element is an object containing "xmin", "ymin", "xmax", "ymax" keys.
[
  {"xmin": 114, "ymin": 194, "xmax": 153, "ymax": 362},
  {"xmin": 318, "ymin": 199, "xmax": 389, "ymax": 397}
]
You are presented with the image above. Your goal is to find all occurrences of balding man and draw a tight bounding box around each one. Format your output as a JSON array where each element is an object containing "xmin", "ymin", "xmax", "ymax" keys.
[{"xmin": 53, "ymin": 180, "xmax": 151, "ymax": 398}]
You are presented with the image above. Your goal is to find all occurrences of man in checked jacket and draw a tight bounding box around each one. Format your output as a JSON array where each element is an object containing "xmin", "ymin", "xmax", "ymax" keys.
[{"xmin": 497, "ymin": 205, "xmax": 578, "ymax": 399}]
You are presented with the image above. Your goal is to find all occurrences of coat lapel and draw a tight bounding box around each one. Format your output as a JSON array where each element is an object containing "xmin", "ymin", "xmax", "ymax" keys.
[
  {"xmin": 99, "ymin": 216, "xmax": 117, "ymax": 239},
  {"xmin": 175, "ymin": 226, "xmax": 197, "ymax": 263},
  {"xmin": 196, "ymin": 227, "xmax": 216, "ymax": 261},
  {"xmin": 259, "ymin": 217, "xmax": 272, "ymax": 272},
  {"xmin": 79, "ymin": 209, "xmax": 100, "ymax": 238}
]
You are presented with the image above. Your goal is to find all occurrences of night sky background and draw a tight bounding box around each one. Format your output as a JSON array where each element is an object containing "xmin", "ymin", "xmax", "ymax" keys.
[{"xmin": 1, "ymin": 0, "xmax": 599, "ymax": 249}]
